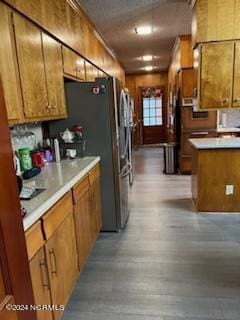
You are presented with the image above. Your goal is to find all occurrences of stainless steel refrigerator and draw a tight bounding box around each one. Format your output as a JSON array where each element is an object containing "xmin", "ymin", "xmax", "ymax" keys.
[{"xmin": 49, "ymin": 77, "xmax": 131, "ymax": 231}]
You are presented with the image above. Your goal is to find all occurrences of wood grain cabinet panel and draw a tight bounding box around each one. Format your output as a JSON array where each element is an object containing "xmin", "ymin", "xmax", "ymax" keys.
[
  {"xmin": 89, "ymin": 177, "xmax": 102, "ymax": 241},
  {"xmin": 0, "ymin": 3, "xmax": 23, "ymax": 122},
  {"xmin": 13, "ymin": 13, "xmax": 49, "ymax": 119},
  {"xmin": 42, "ymin": 33, "xmax": 67, "ymax": 117},
  {"xmin": 199, "ymin": 42, "xmax": 234, "ymax": 109},
  {"xmin": 45, "ymin": 212, "xmax": 78, "ymax": 320},
  {"xmin": 29, "ymin": 248, "xmax": 53, "ymax": 320},
  {"xmin": 74, "ymin": 190, "xmax": 92, "ymax": 270},
  {"xmin": 62, "ymin": 46, "xmax": 86, "ymax": 80}
]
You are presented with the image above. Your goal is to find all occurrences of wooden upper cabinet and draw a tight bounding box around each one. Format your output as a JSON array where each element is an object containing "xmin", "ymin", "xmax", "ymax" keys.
[
  {"xmin": 42, "ymin": 33, "xmax": 67, "ymax": 117},
  {"xmin": 13, "ymin": 13, "xmax": 49, "ymax": 119},
  {"xmin": 199, "ymin": 42, "xmax": 234, "ymax": 109},
  {"xmin": 85, "ymin": 61, "xmax": 98, "ymax": 81},
  {"xmin": 233, "ymin": 42, "xmax": 240, "ymax": 108},
  {"xmin": 0, "ymin": 3, "xmax": 23, "ymax": 122},
  {"xmin": 62, "ymin": 46, "xmax": 86, "ymax": 80}
]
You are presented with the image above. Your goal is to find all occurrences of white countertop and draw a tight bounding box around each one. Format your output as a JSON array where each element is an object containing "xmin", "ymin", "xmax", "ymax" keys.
[
  {"xmin": 189, "ymin": 137, "xmax": 240, "ymax": 149},
  {"xmin": 22, "ymin": 157, "xmax": 100, "ymax": 231},
  {"xmin": 217, "ymin": 127, "xmax": 240, "ymax": 132}
]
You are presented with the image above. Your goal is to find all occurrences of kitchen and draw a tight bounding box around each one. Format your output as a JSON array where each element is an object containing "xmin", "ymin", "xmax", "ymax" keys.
[{"xmin": 1, "ymin": 1, "xmax": 240, "ymax": 320}]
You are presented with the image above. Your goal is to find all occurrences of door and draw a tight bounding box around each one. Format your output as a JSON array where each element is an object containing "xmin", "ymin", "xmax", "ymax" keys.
[
  {"xmin": 141, "ymin": 86, "xmax": 165, "ymax": 144},
  {"xmin": 13, "ymin": 13, "xmax": 49, "ymax": 119},
  {"xmin": 45, "ymin": 213, "xmax": 78, "ymax": 320},
  {"xmin": 42, "ymin": 33, "xmax": 66, "ymax": 117},
  {"xmin": 233, "ymin": 41, "xmax": 240, "ymax": 107},
  {"xmin": 199, "ymin": 42, "xmax": 234, "ymax": 109},
  {"xmin": 0, "ymin": 3, "xmax": 23, "ymax": 122},
  {"xmin": 29, "ymin": 248, "xmax": 53, "ymax": 320}
]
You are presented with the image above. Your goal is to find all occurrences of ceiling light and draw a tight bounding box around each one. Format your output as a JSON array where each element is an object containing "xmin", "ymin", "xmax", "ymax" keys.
[
  {"xmin": 143, "ymin": 55, "xmax": 153, "ymax": 61},
  {"xmin": 144, "ymin": 66, "xmax": 153, "ymax": 71},
  {"xmin": 135, "ymin": 26, "xmax": 153, "ymax": 35}
]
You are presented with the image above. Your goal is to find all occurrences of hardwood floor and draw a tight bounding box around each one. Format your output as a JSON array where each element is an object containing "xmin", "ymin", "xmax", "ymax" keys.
[{"xmin": 62, "ymin": 147, "xmax": 240, "ymax": 320}]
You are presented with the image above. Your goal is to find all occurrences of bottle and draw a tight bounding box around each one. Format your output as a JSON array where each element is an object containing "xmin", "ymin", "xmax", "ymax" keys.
[
  {"xmin": 53, "ymin": 138, "xmax": 61, "ymax": 162},
  {"xmin": 18, "ymin": 147, "xmax": 32, "ymax": 171}
]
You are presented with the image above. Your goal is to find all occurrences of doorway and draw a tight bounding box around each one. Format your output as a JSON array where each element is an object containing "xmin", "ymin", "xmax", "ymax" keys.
[{"xmin": 140, "ymin": 86, "xmax": 166, "ymax": 144}]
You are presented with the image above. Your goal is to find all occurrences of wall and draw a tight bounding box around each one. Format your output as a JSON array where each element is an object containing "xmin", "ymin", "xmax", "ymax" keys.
[{"xmin": 125, "ymin": 72, "xmax": 168, "ymax": 145}]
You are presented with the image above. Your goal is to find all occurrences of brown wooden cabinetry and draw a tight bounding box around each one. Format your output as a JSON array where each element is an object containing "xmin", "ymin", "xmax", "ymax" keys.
[
  {"xmin": 13, "ymin": 13, "xmax": 49, "ymax": 119},
  {"xmin": 199, "ymin": 42, "xmax": 234, "ymax": 110},
  {"xmin": 85, "ymin": 61, "xmax": 99, "ymax": 81},
  {"xmin": 73, "ymin": 176, "xmax": 92, "ymax": 270},
  {"xmin": 0, "ymin": 3, "xmax": 23, "ymax": 123},
  {"xmin": 42, "ymin": 34, "xmax": 66, "ymax": 117},
  {"xmin": 89, "ymin": 165, "xmax": 102, "ymax": 241},
  {"xmin": 192, "ymin": 0, "xmax": 240, "ymax": 46},
  {"xmin": 13, "ymin": 13, "xmax": 67, "ymax": 121},
  {"xmin": 29, "ymin": 248, "xmax": 53, "ymax": 320},
  {"xmin": 62, "ymin": 46, "xmax": 86, "ymax": 80},
  {"xmin": 198, "ymin": 41, "xmax": 240, "ymax": 110}
]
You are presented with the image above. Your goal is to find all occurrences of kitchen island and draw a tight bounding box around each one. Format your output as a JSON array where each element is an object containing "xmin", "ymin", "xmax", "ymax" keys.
[{"xmin": 190, "ymin": 138, "xmax": 240, "ymax": 212}]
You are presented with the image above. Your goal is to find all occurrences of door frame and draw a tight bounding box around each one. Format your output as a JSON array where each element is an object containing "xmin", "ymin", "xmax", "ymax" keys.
[
  {"xmin": 0, "ymin": 76, "xmax": 35, "ymax": 319},
  {"xmin": 139, "ymin": 85, "xmax": 166, "ymax": 145}
]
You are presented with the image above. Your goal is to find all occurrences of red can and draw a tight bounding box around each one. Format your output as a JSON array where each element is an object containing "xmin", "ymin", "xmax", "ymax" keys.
[{"xmin": 31, "ymin": 151, "xmax": 45, "ymax": 168}]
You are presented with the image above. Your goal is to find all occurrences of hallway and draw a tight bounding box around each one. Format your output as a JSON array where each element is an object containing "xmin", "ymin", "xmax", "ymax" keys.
[{"xmin": 63, "ymin": 147, "xmax": 240, "ymax": 320}]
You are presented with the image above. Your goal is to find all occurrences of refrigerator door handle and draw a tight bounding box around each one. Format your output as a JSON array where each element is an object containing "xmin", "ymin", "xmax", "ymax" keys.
[{"xmin": 121, "ymin": 162, "xmax": 132, "ymax": 179}]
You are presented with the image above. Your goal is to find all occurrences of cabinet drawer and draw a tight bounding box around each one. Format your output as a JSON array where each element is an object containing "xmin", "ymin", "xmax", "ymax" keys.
[
  {"xmin": 42, "ymin": 192, "xmax": 73, "ymax": 240},
  {"xmin": 88, "ymin": 164, "xmax": 100, "ymax": 185},
  {"xmin": 72, "ymin": 175, "xmax": 89, "ymax": 204},
  {"xmin": 25, "ymin": 221, "xmax": 45, "ymax": 261}
]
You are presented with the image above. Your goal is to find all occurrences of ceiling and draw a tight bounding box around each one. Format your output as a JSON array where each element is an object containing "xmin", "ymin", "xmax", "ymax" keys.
[{"xmin": 78, "ymin": 0, "xmax": 192, "ymax": 74}]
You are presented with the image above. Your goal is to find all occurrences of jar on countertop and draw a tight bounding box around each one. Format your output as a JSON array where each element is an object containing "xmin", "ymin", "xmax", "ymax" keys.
[{"xmin": 19, "ymin": 147, "xmax": 32, "ymax": 171}]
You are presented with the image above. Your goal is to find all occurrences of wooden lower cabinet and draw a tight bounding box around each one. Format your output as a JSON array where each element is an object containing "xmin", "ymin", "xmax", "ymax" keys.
[
  {"xmin": 29, "ymin": 248, "xmax": 53, "ymax": 320},
  {"xmin": 74, "ymin": 190, "xmax": 92, "ymax": 270},
  {"xmin": 89, "ymin": 178, "xmax": 102, "ymax": 241},
  {"xmin": 45, "ymin": 212, "xmax": 78, "ymax": 320}
]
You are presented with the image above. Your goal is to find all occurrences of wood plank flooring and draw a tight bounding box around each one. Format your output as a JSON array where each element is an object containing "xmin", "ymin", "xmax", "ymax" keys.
[{"xmin": 62, "ymin": 147, "xmax": 240, "ymax": 320}]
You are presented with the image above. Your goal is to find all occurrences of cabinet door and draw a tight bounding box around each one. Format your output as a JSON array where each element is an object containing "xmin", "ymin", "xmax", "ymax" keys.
[
  {"xmin": 199, "ymin": 42, "xmax": 234, "ymax": 109},
  {"xmin": 13, "ymin": 13, "xmax": 49, "ymax": 119},
  {"xmin": 76, "ymin": 56, "xmax": 86, "ymax": 80},
  {"xmin": 0, "ymin": 3, "xmax": 23, "ymax": 122},
  {"xmin": 62, "ymin": 46, "xmax": 77, "ymax": 78},
  {"xmin": 29, "ymin": 248, "xmax": 53, "ymax": 320},
  {"xmin": 89, "ymin": 178, "xmax": 102, "ymax": 241},
  {"xmin": 233, "ymin": 41, "xmax": 240, "ymax": 107},
  {"xmin": 85, "ymin": 61, "xmax": 95, "ymax": 81},
  {"xmin": 45, "ymin": 213, "xmax": 78, "ymax": 320},
  {"xmin": 74, "ymin": 191, "xmax": 92, "ymax": 270},
  {"xmin": 42, "ymin": 33, "xmax": 66, "ymax": 117}
]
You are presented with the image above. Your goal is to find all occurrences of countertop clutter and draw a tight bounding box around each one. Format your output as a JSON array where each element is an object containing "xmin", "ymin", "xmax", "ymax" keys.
[
  {"xmin": 22, "ymin": 156, "xmax": 100, "ymax": 231},
  {"xmin": 189, "ymin": 137, "xmax": 240, "ymax": 149}
]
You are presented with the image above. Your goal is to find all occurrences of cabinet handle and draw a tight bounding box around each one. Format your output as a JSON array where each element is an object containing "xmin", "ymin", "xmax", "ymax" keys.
[
  {"xmin": 222, "ymin": 99, "xmax": 229, "ymax": 104},
  {"xmin": 39, "ymin": 259, "xmax": 50, "ymax": 289},
  {"xmin": 49, "ymin": 248, "xmax": 57, "ymax": 275},
  {"xmin": 233, "ymin": 98, "xmax": 240, "ymax": 103}
]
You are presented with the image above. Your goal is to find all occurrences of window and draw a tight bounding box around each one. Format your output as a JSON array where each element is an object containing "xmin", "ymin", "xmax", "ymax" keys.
[{"xmin": 143, "ymin": 97, "xmax": 163, "ymax": 126}]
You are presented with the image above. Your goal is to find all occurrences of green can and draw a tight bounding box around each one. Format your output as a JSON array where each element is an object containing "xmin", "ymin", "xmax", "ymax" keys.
[{"xmin": 19, "ymin": 147, "xmax": 32, "ymax": 171}]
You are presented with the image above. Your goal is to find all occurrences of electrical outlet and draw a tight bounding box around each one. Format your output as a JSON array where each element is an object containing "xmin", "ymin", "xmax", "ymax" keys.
[{"xmin": 226, "ymin": 185, "xmax": 234, "ymax": 195}]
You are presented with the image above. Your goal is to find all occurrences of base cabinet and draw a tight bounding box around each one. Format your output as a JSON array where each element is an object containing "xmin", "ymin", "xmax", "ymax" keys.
[
  {"xmin": 29, "ymin": 248, "xmax": 53, "ymax": 320},
  {"xmin": 26, "ymin": 164, "xmax": 102, "ymax": 320},
  {"xmin": 45, "ymin": 212, "xmax": 78, "ymax": 320}
]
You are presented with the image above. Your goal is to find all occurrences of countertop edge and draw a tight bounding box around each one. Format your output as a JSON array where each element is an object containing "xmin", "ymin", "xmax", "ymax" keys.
[
  {"xmin": 189, "ymin": 138, "xmax": 240, "ymax": 149},
  {"xmin": 23, "ymin": 157, "xmax": 100, "ymax": 231}
]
